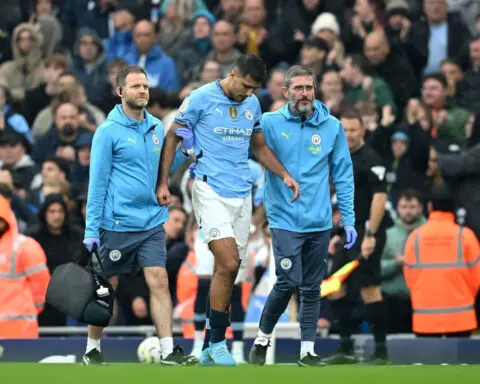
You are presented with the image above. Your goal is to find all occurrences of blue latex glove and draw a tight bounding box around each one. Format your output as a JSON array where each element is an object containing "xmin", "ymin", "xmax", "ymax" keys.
[
  {"xmin": 83, "ymin": 237, "xmax": 100, "ymax": 252},
  {"xmin": 344, "ymin": 226, "xmax": 357, "ymax": 249},
  {"xmin": 176, "ymin": 125, "xmax": 193, "ymax": 150},
  {"xmin": 189, "ymin": 163, "xmax": 196, "ymax": 180}
]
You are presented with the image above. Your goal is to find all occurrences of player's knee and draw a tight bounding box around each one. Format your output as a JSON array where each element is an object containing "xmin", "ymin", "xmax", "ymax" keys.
[
  {"xmin": 217, "ymin": 256, "xmax": 240, "ymax": 275},
  {"xmin": 144, "ymin": 267, "xmax": 169, "ymax": 294}
]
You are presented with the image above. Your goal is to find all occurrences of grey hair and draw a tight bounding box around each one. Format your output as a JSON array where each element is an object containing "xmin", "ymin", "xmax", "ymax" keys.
[{"xmin": 284, "ymin": 65, "xmax": 316, "ymax": 88}]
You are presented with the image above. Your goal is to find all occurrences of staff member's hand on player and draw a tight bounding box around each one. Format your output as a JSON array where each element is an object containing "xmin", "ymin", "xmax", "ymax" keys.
[
  {"xmin": 283, "ymin": 175, "xmax": 300, "ymax": 202},
  {"xmin": 361, "ymin": 235, "xmax": 376, "ymax": 259},
  {"xmin": 176, "ymin": 122, "xmax": 194, "ymax": 152},
  {"xmin": 83, "ymin": 237, "xmax": 100, "ymax": 252}
]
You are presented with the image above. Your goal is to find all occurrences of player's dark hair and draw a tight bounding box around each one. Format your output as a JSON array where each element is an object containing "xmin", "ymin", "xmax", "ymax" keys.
[
  {"xmin": 116, "ymin": 65, "xmax": 148, "ymax": 89},
  {"xmin": 233, "ymin": 54, "xmax": 267, "ymax": 84},
  {"xmin": 428, "ymin": 183, "xmax": 454, "ymax": 213},
  {"xmin": 168, "ymin": 204, "xmax": 187, "ymax": 216},
  {"xmin": 340, "ymin": 108, "xmax": 363, "ymax": 125},
  {"xmin": 284, "ymin": 65, "xmax": 316, "ymax": 88},
  {"xmin": 398, "ymin": 188, "xmax": 423, "ymax": 205}
]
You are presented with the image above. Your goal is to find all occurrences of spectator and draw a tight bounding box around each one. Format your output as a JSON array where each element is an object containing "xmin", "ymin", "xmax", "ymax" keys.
[
  {"xmin": 421, "ymin": 73, "xmax": 472, "ymax": 147},
  {"xmin": 319, "ymin": 69, "xmax": 354, "ymax": 119},
  {"xmin": 0, "ymin": 133, "xmax": 40, "ymax": 199},
  {"xmin": 35, "ymin": 14, "xmax": 63, "ymax": 56},
  {"xmin": 106, "ymin": 8, "xmax": 136, "ymax": 62},
  {"xmin": 175, "ymin": 10, "xmax": 216, "ymax": 86},
  {"xmin": 32, "ymin": 79, "xmax": 105, "ymax": 139},
  {"xmin": 345, "ymin": 0, "xmax": 383, "ymax": 54},
  {"xmin": 147, "ymin": 88, "xmax": 179, "ymax": 135},
  {"xmin": 299, "ymin": 36, "xmax": 331, "ymax": 79},
  {"xmin": 98, "ymin": 58, "xmax": 127, "ymax": 115},
  {"xmin": 236, "ymin": 0, "xmax": 269, "ymax": 56},
  {"xmin": 0, "ymin": 23, "xmax": 44, "ymax": 104},
  {"xmin": 214, "ymin": 0, "xmax": 244, "ymax": 26},
  {"xmin": 440, "ymin": 58, "xmax": 463, "ymax": 97},
  {"xmin": 311, "ymin": 12, "xmax": 344, "ymax": 67},
  {"xmin": 257, "ymin": 67, "xmax": 286, "ymax": 112},
  {"xmin": 24, "ymin": 53, "xmax": 68, "ymax": 126},
  {"xmin": 201, "ymin": 19, "xmax": 241, "ymax": 78},
  {"xmin": 364, "ymin": 29, "xmax": 418, "ymax": 114},
  {"xmin": 32, "ymin": 102, "xmax": 89, "ymax": 165},
  {"xmin": 158, "ymin": 0, "xmax": 207, "ymax": 57},
  {"xmin": 381, "ymin": 189, "xmax": 426, "ymax": 334},
  {"xmin": 69, "ymin": 28, "xmax": 110, "ymax": 108},
  {"xmin": 0, "ymin": 86, "xmax": 32, "ymax": 145},
  {"xmin": 409, "ymin": 0, "xmax": 471, "ymax": 75},
  {"xmin": 70, "ymin": 133, "xmax": 93, "ymax": 192},
  {"xmin": 30, "ymin": 157, "xmax": 70, "ymax": 210},
  {"xmin": 199, "ymin": 59, "xmax": 221, "ymax": 83},
  {"xmin": 340, "ymin": 54, "xmax": 398, "ymax": 114},
  {"xmin": 384, "ymin": 0, "xmax": 412, "ymax": 52},
  {"xmin": 125, "ymin": 20, "xmax": 180, "ymax": 92},
  {"xmin": 456, "ymin": 36, "xmax": 480, "ymax": 114},
  {"xmin": 32, "ymin": 0, "xmax": 59, "ymax": 18}
]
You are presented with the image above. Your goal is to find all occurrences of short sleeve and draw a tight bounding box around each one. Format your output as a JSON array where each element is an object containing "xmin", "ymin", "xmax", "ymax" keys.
[
  {"xmin": 174, "ymin": 91, "xmax": 202, "ymax": 127},
  {"xmin": 367, "ymin": 156, "xmax": 387, "ymax": 194},
  {"xmin": 253, "ymin": 99, "xmax": 262, "ymax": 133}
]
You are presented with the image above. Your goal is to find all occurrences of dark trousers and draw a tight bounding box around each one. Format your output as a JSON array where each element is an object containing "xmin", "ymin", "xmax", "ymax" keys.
[{"xmin": 382, "ymin": 292, "xmax": 412, "ymax": 334}]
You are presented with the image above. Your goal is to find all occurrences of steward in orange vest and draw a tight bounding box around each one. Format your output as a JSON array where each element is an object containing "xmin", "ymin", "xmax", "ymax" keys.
[
  {"xmin": 404, "ymin": 184, "xmax": 480, "ymax": 337},
  {"xmin": 0, "ymin": 195, "xmax": 50, "ymax": 338}
]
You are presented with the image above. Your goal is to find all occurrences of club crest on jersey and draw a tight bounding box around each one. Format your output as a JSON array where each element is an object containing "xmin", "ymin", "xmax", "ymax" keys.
[
  {"xmin": 229, "ymin": 106, "xmax": 238, "ymax": 119},
  {"xmin": 245, "ymin": 109, "xmax": 253, "ymax": 120},
  {"xmin": 109, "ymin": 250, "xmax": 121, "ymax": 262},
  {"xmin": 280, "ymin": 258, "xmax": 292, "ymax": 270},
  {"xmin": 209, "ymin": 228, "xmax": 220, "ymax": 239},
  {"xmin": 152, "ymin": 134, "xmax": 159, "ymax": 145},
  {"xmin": 311, "ymin": 134, "xmax": 321, "ymax": 145}
]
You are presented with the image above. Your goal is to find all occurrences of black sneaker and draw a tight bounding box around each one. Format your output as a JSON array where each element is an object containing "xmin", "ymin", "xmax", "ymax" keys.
[
  {"xmin": 82, "ymin": 349, "xmax": 105, "ymax": 365},
  {"xmin": 160, "ymin": 345, "xmax": 198, "ymax": 366},
  {"xmin": 249, "ymin": 337, "xmax": 270, "ymax": 366},
  {"xmin": 298, "ymin": 353, "xmax": 327, "ymax": 367},
  {"xmin": 321, "ymin": 352, "xmax": 358, "ymax": 365}
]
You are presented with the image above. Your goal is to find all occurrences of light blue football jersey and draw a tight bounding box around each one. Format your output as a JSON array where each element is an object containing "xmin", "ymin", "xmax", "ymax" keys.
[{"xmin": 174, "ymin": 80, "xmax": 262, "ymax": 198}]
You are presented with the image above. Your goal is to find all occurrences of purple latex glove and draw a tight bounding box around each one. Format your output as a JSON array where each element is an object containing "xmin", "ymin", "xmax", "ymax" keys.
[
  {"xmin": 83, "ymin": 237, "xmax": 100, "ymax": 252},
  {"xmin": 344, "ymin": 226, "xmax": 358, "ymax": 249},
  {"xmin": 176, "ymin": 126, "xmax": 193, "ymax": 150}
]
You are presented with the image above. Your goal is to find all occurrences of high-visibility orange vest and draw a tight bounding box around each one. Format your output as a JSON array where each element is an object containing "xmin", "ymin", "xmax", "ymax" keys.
[
  {"xmin": 403, "ymin": 211, "xmax": 480, "ymax": 334},
  {"xmin": 0, "ymin": 195, "xmax": 50, "ymax": 339}
]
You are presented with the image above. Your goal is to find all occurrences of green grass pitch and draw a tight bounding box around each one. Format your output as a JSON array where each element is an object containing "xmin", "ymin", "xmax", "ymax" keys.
[{"xmin": 1, "ymin": 364, "xmax": 480, "ymax": 384}]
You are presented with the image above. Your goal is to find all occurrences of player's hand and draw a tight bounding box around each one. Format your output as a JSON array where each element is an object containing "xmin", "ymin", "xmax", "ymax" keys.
[
  {"xmin": 156, "ymin": 184, "xmax": 172, "ymax": 206},
  {"xmin": 344, "ymin": 226, "xmax": 357, "ymax": 249},
  {"xmin": 83, "ymin": 237, "xmax": 100, "ymax": 253},
  {"xmin": 283, "ymin": 175, "xmax": 300, "ymax": 202},
  {"xmin": 361, "ymin": 236, "xmax": 376, "ymax": 259},
  {"xmin": 176, "ymin": 126, "xmax": 193, "ymax": 150}
]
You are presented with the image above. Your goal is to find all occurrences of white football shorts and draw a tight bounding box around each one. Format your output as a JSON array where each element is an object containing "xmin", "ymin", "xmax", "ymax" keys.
[{"xmin": 191, "ymin": 179, "xmax": 251, "ymax": 283}]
